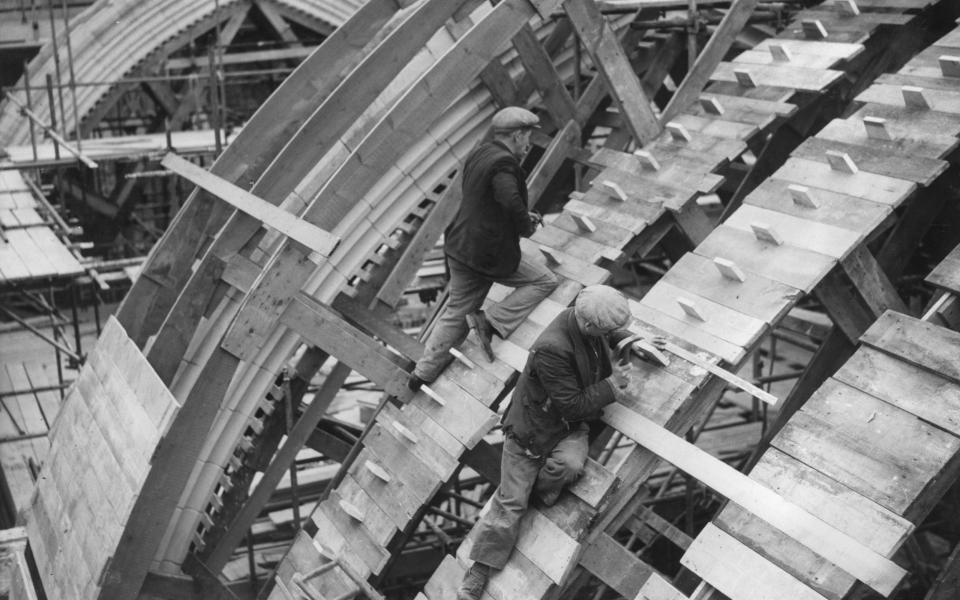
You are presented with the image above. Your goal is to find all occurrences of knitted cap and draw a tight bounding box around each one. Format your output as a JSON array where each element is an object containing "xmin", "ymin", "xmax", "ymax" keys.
[
  {"xmin": 492, "ymin": 106, "xmax": 540, "ymax": 131},
  {"xmin": 575, "ymin": 285, "xmax": 630, "ymax": 331}
]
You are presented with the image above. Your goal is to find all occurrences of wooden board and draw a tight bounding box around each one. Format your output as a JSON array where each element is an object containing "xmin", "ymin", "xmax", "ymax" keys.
[
  {"xmin": 744, "ymin": 177, "xmax": 892, "ymax": 233},
  {"xmin": 682, "ymin": 524, "xmax": 830, "ymax": 600},
  {"xmin": 857, "ymin": 83, "xmax": 960, "ymax": 116},
  {"xmin": 860, "ymin": 311, "xmax": 960, "ymax": 385},
  {"xmin": 711, "ymin": 62, "xmax": 844, "ymax": 92},
  {"xmin": 773, "ymin": 378, "xmax": 960, "ymax": 517},
  {"xmin": 684, "ymin": 94, "xmax": 796, "ymax": 128},
  {"xmin": 724, "ymin": 204, "xmax": 864, "ymax": 260},
  {"xmin": 791, "ymin": 136, "xmax": 948, "ymax": 186},
  {"xmin": 640, "ymin": 280, "xmax": 768, "ymax": 348},
  {"xmin": 834, "ymin": 346, "xmax": 960, "ymax": 441},
  {"xmin": 926, "ymin": 244, "xmax": 960, "ymax": 294},
  {"xmin": 629, "ymin": 299, "xmax": 746, "ymax": 365},
  {"xmin": 772, "ymin": 158, "xmax": 916, "ymax": 206},
  {"xmin": 814, "ymin": 115, "xmax": 959, "ymax": 160},
  {"xmin": 695, "ymin": 225, "xmax": 836, "ymax": 293}
]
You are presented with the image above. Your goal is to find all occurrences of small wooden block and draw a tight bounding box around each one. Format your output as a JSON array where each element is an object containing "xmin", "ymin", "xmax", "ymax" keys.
[
  {"xmin": 901, "ymin": 86, "xmax": 929, "ymax": 110},
  {"xmin": 539, "ymin": 245, "xmax": 563, "ymax": 265},
  {"xmin": 600, "ymin": 180, "xmax": 628, "ymax": 201},
  {"xmin": 364, "ymin": 460, "xmax": 392, "ymax": 483},
  {"xmin": 713, "ymin": 257, "xmax": 746, "ymax": 282},
  {"xmin": 632, "ymin": 340, "xmax": 670, "ymax": 367},
  {"xmin": 750, "ymin": 222, "xmax": 784, "ymax": 246},
  {"xmin": 697, "ymin": 194, "xmax": 721, "ymax": 207},
  {"xmin": 801, "ymin": 20, "xmax": 828, "ymax": 40},
  {"xmin": 391, "ymin": 421, "xmax": 419, "ymax": 444},
  {"xmin": 833, "ymin": 0, "xmax": 859, "ymax": 16},
  {"xmin": 449, "ymin": 347, "xmax": 475, "ymax": 369},
  {"xmin": 420, "ymin": 384, "xmax": 447, "ymax": 406},
  {"xmin": 699, "ymin": 96, "xmax": 725, "ymax": 115},
  {"xmin": 338, "ymin": 499, "xmax": 365, "ymax": 522},
  {"xmin": 677, "ymin": 297, "xmax": 706, "ymax": 321},
  {"xmin": 939, "ymin": 55, "xmax": 960, "ymax": 78},
  {"xmin": 769, "ymin": 44, "xmax": 792, "ymax": 63},
  {"xmin": 632, "ymin": 149, "xmax": 661, "ymax": 171},
  {"xmin": 733, "ymin": 69, "xmax": 757, "ymax": 88},
  {"xmin": 825, "ymin": 149, "xmax": 858, "ymax": 173},
  {"xmin": 787, "ymin": 184, "xmax": 820, "ymax": 209},
  {"xmin": 666, "ymin": 122, "xmax": 692, "ymax": 142},
  {"xmin": 570, "ymin": 213, "xmax": 596, "ymax": 233},
  {"xmin": 863, "ymin": 116, "xmax": 892, "ymax": 141}
]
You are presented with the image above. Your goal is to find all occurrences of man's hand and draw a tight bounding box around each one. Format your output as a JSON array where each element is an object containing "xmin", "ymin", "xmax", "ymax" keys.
[{"xmin": 529, "ymin": 211, "xmax": 544, "ymax": 228}]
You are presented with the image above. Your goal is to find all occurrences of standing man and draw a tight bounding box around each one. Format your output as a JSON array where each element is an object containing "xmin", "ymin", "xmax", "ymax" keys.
[
  {"xmin": 457, "ymin": 285, "xmax": 643, "ymax": 600},
  {"xmin": 409, "ymin": 106, "xmax": 559, "ymax": 390}
]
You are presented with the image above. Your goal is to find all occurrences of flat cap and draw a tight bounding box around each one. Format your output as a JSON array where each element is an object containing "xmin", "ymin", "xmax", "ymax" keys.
[
  {"xmin": 492, "ymin": 106, "xmax": 540, "ymax": 131},
  {"xmin": 575, "ymin": 285, "xmax": 631, "ymax": 331}
]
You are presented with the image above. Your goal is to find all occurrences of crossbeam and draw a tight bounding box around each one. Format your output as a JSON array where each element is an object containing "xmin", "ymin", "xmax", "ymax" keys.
[{"xmin": 160, "ymin": 152, "xmax": 340, "ymax": 258}]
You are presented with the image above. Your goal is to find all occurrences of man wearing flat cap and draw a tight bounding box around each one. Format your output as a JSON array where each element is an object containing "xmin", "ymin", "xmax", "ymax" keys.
[
  {"xmin": 409, "ymin": 106, "xmax": 559, "ymax": 390},
  {"xmin": 457, "ymin": 285, "xmax": 646, "ymax": 600}
]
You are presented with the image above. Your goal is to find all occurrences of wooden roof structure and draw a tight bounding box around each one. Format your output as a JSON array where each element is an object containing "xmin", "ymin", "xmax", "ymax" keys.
[{"xmin": 9, "ymin": 0, "xmax": 960, "ymax": 598}]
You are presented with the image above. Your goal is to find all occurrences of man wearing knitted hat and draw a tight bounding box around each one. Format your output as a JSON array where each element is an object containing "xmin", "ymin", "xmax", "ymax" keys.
[
  {"xmin": 457, "ymin": 285, "xmax": 660, "ymax": 600},
  {"xmin": 408, "ymin": 106, "xmax": 559, "ymax": 392}
]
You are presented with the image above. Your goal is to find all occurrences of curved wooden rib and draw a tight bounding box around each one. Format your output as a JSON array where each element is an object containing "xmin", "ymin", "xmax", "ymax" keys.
[{"xmin": 0, "ymin": 0, "xmax": 364, "ymax": 147}]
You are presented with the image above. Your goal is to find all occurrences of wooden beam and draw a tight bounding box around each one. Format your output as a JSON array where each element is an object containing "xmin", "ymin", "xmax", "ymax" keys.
[
  {"xmin": 926, "ymin": 540, "xmax": 960, "ymax": 600},
  {"xmin": 332, "ymin": 293, "xmax": 424, "ymax": 361},
  {"xmin": 563, "ymin": 0, "xmax": 661, "ymax": 146},
  {"xmin": 660, "ymin": 0, "xmax": 760, "ymax": 125},
  {"xmin": 527, "ymin": 119, "xmax": 582, "ymax": 204},
  {"xmin": 200, "ymin": 362, "xmax": 352, "ymax": 573},
  {"xmin": 254, "ymin": 0, "xmax": 300, "ymax": 46},
  {"xmin": 512, "ymin": 24, "xmax": 578, "ymax": 124},
  {"xmin": 579, "ymin": 532, "xmax": 653, "ymax": 599},
  {"xmin": 281, "ymin": 293, "xmax": 410, "ymax": 398},
  {"xmin": 161, "ymin": 153, "xmax": 339, "ymax": 257},
  {"xmin": 604, "ymin": 403, "xmax": 907, "ymax": 596}
]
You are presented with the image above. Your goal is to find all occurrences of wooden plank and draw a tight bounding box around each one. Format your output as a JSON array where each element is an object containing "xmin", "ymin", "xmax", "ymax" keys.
[
  {"xmin": 695, "ymin": 225, "xmax": 836, "ymax": 293},
  {"xmin": 563, "ymin": 0, "xmax": 661, "ymax": 145},
  {"xmin": 772, "ymin": 158, "xmax": 916, "ymax": 206},
  {"xmin": 659, "ymin": 0, "xmax": 760, "ymax": 124},
  {"xmin": 682, "ymin": 524, "xmax": 829, "ymax": 600},
  {"xmin": 853, "ymin": 102, "xmax": 960, "ymax": 140},
  {"xmin": 531, "ymin": 224, "xmax": 622, "ymax": 263},
  {"xmin": 860, "ymin": 311, "xmax": 960, "ymax": 385},
  {"xmin": 316, "ymin": 499, "xmax": 391, "ymax": 575},
  {"xmin": 669, "ymin": 113, "xmax": 758, "ymax": 140},
  {"xmin": 662, "ymin": 253, "xmax": 802, "ymax": 323},
  {"xmin": 333, "ymin": 479, "xmax": 398, "ymax": 547},
  {"xmin": 815, "ymin": 115, "xmax": 959, "ymax": 160},
  {"xmin": 791, "ymin": 136, "xmax": 948, "ymax": 186},
  {"xmin": 628, "ymin": 300, "xmax": 745, "ymax": 365},
  {"xmin": 511, "ymin": 24, "xmax": 577, "ymax": 124},
  {"xmin": 347, "ymin": 448, "xmax": 421, "ymax": 529},
  {"xmin": 519, "ymin": 237, "xmax": 611, "ymax": 286},
  {"xmin": 161, "ymin": 153, "xmax": 339, "ymax": 257},
  {"xmin": 580, "ymin": 532, "xmax": 652, "ymax": 599},
  {"xmin": 589, "ymin": 150, "xmax": 725, "ymax": 196},
  {"xmin": 605, "ymin": 403, "xmax": 906, "ymax": 595},
  {"xmin": 857, "ymin": 83, "xmax": 960, "ymax": 115},
  {"xmin": 773, "ymin": 378, "xmax": 960, "ymax": 518},
  {"xmin": 725, "ymin": 204, "xmax": 864, "ymax": 260},
  {"xmin": 363, "ymin": 422, "xmax": 443, "ymax": 502},
  {"xmin": 685, "ymin": 94, "xmax": 796, "ymax": 128},
  {"xmin": 715, "ymin": 448, "xmax": 913, "ymax": 598},
  {"xmin": 412, "ymin": 374, "xmax": 499, "ymax": 450},
  {"xmin": 926, "ymin": 244, "xmax": 960, "ymax": 294},
  {"xmin": 744, "ymin": 178, "xmax": 891, "ymax": 236},
  {"xmin": 280, "ymin": 294, "xmax": 409, "ymax": 398},
  {"xmin": 640, "ymin": 280, "xmax": 768, "ymax": 348},
  {"xmin": 835, "ymin": 346, "xmax": 960, "ymax": 441},
  {"xmin": 589, "ymin": 166, "xmax": 701, "ymax": 212},
  {"xmin": 711, "ymin": 62, "xmax": 843, "ymax": 91}
]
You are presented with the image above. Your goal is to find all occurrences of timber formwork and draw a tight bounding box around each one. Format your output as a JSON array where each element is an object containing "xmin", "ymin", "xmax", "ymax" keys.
[{"xmin": 12, "ymin": 1, "xmax": 960, "ymax": 600}]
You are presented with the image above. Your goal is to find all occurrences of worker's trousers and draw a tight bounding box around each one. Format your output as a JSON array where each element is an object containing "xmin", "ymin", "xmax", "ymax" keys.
[
  {"xmin": 468, "ymin": 424, "xmax": 589, "ymax": 570},
  {"xmin": 413, "ymin": 251, "xmax": 557, "ymax": 382}
]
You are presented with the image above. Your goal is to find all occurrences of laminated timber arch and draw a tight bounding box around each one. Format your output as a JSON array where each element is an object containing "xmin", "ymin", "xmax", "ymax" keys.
[
  {"xmin": 16, "ymin": 0, "xmax": 960, "ymax": 600},
  {"xmin": 0, "ymin": 0, "xmax": 365, "ymax": 147}
]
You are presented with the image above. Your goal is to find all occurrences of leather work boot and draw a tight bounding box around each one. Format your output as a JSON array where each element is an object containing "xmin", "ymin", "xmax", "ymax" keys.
[
  {"xmin": 457, "ymin": 562, "xmax": 491, "ymax": 600},
  {"xmin": 466, "ymin": 311, "xmax": 496, "ymax": 362}
]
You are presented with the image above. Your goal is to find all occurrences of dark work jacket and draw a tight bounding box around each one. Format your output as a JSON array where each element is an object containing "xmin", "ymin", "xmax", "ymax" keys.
[
  {"xmin": 502, "ymin": 308, "xmax": 628, "ymax": 457},
  {"xmin": 444, "ymin": 140, "xmax": 535, "ymax": 277}
]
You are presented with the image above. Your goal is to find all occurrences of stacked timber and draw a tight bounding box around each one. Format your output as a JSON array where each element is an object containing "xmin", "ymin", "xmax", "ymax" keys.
[{"xmin": 0, "ymin": 0, "xmax": 363, "ymax": 147}]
